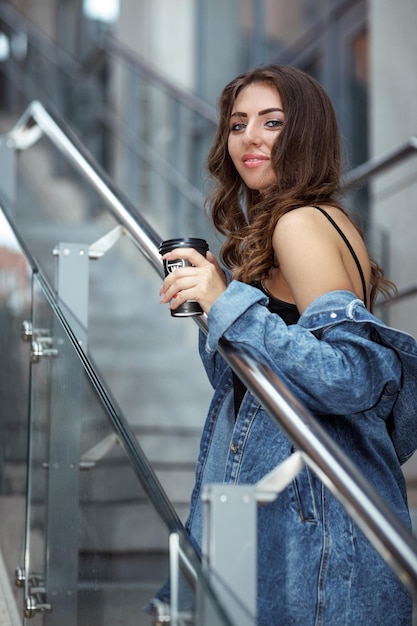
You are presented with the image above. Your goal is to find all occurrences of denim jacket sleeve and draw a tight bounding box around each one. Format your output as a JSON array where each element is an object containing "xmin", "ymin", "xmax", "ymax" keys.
[
  {"xmin": 202, "ymin": 280, "xmax": 402, "ymax": 415},
  {"xmin": 197, "ymin": 267, "xmax": 233, "ymax": 389},
  {"xmin": 198, "ymin": 328, "xmax": 229, "ymax": 389}
]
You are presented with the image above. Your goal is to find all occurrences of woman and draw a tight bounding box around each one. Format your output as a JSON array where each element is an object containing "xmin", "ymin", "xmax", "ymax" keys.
[{"xmin": 159, "ymin": 66, "xmax": 417, "ymax": 625}]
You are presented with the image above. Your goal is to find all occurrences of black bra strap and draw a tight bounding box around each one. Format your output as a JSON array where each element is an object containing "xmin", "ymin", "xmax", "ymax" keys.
[{"xmin": 313, "ymin": 206, "xmax": 367, "ymax": 306}]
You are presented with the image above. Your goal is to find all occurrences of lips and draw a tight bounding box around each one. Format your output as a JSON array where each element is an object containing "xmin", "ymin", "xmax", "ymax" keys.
[{"xmin": 242, "ymin": 153, "xmax": 269, "ymax": 168}]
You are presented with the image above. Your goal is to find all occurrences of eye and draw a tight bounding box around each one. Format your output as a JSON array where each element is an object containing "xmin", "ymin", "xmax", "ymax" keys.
[
  {"xmin": 230, "ymin": 122, "xmax": 246, "ymax": 132},
  {"xmin": 265, "ymin": 119, "xmax": 284, "ymax": 129}
]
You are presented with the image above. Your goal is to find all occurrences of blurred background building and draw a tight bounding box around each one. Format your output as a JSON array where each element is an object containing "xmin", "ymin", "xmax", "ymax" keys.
[{"xmin": 0, "ymin": 1, "xmax": 416, "ymax": 624}]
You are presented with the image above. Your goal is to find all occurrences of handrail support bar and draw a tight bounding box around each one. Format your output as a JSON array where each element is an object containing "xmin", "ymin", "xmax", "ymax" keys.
[{"xmin": 201, "ymin": 484, "xmax": 257, "ymax": 626}]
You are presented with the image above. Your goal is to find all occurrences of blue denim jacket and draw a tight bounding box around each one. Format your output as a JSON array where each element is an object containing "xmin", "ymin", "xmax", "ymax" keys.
[{"xmin": 185, "ymin": 283, "xmax": 417, "ymax": 625}]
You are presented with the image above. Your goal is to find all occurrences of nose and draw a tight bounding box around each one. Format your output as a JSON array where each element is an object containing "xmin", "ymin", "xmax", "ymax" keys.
[{"xmin": 243, "ymin": 122, "xmax": 261, "ymax": 146}]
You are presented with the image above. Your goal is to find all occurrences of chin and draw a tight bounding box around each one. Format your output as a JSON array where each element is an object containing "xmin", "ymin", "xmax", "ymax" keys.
[{"xmin": 246, "ymin": 176, "xmax": 276, "ymax": 192}]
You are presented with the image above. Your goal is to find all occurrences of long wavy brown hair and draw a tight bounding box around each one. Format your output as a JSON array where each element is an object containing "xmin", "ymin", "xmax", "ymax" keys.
[{"xmin": 206, "ymin": 65, "xmax": 395, "ymax": 310}]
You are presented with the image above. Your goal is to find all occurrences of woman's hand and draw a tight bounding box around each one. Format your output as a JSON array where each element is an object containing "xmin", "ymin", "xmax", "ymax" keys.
[{"xmin": 159, "ymin": 249, "xmax": 227, "ymax": 315}]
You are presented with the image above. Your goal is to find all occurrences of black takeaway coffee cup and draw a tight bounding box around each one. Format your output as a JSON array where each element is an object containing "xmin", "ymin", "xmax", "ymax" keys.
[{"xmin": 159, "ymin": 237, "xmax": 209, "ymax": 317}]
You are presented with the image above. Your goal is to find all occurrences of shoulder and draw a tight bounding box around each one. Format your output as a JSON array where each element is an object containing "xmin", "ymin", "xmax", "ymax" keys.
[
  {"xmin": 272, "ymin": 205, "xmax": 335, "ymax": 250},
  {"xmin": 275, "ymin": 205, "xmax": 331, "ymax": 232},
  {"xmin": 272, "ymin": 204, "xmax": 363, "ymax": 249},
  {"xmin": 270, "ymin": 204, "xmax": 371, "ymax": 312}
]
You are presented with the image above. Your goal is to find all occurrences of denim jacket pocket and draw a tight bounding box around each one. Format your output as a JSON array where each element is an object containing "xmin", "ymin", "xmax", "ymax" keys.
[{"xmin": 291, "ymin": 448, "xmax": 318, "ymax": 522}]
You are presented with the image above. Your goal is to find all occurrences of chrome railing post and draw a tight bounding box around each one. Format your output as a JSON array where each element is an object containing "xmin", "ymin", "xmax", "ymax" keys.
[
  {"xmin": 53, "ymin": 241, "xmax": 90, "ymax": 350},
  {"xmin": 0, "ymin": 134, "xmax": 17, "ymax": 203}
]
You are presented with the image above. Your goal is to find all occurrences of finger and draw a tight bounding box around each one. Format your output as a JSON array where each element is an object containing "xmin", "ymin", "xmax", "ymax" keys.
[
  {"xmin": 161, "ymin": 247, "xmax": 208, "ymax": 267},
  {"xmin": 161, "ymin": 282, "xmax": 194, "ymax": 309},
  {"xmin": 160, "ymin": 263, "xmax": 198, "ymax": 295},
  {"xmin": 160, "ymin": 271, "xmax": 200, "ymax": 302}
]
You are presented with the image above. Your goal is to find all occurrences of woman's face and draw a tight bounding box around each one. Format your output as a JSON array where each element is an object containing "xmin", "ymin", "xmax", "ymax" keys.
[{"xmin": 227, "ymin": 82, "xmax": 284, "ymax": 191}]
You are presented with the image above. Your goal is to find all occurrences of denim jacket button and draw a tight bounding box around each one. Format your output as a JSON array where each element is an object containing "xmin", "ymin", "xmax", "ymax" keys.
[
  {"xmin": 330, "ymin": 312, "xmax": 337, "ymax": 318},
  {"xmin": 230, "ymin": 442, "xmax": 238, "ymax": 454}
]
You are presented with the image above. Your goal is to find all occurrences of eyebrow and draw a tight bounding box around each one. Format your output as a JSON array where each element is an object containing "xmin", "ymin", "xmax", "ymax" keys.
[{"xmin": 230, "ymin": 107, "xmax": 284, "ymax": 118}]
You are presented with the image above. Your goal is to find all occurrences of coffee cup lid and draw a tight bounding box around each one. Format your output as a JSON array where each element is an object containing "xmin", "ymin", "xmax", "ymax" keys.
[{"xmin": 159, "ymin": 238, "xmax": 208, "ymax": 254}]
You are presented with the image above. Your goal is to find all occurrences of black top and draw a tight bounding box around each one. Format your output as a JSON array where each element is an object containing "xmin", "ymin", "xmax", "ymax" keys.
[
  {"xmin": 313, "ymin": 206, "xmax": 367, "ymax": 305},
  {"xmin": 232, "ymin": 284, "xmax": 299, "ymax": 416},
  {"xmin": 232, "ymin": 206, "xmax": 367, "ymax": 417}
]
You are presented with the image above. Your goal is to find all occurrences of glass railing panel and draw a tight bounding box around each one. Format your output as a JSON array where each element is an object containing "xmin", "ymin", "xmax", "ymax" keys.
[
  {"xmin": 25, "ymin": 270, "xmax": 238, "ymax": 625},
  {"xmin": 1, "ymin": 134, "xmax": 213, "ymax": 514},
  {"xmin": 26, "ymin": 271, "xmax": 168, "ymax": 624},
  {"xmin": 0, "ymin": 206, "xmax": 32, "ymax": 616}
]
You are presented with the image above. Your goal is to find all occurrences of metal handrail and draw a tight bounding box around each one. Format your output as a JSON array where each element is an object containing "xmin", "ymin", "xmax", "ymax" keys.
[
  {"xmin": 343, "ymin": 134, "xmax": 417, "ymax": 308},
  {"xmin": 4, "ymin": 101, "xmax": 417, "ymax": 597},
  {"xmin": 342, "ymin": 135, "xmax": 417, "ymax": 190}
]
